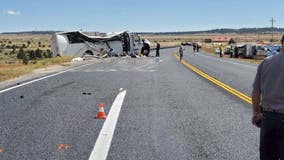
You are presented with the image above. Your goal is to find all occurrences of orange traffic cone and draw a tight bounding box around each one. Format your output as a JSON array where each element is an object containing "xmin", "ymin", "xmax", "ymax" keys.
[{"xmin": 96, "ymin": 103, "xmax": 107, "ymax": 119}]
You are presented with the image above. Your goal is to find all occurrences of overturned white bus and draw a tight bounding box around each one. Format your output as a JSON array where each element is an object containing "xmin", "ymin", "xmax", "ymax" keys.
[{"xmin": 51, "ymin": 31, "xmax": 144, "ymax": 58}]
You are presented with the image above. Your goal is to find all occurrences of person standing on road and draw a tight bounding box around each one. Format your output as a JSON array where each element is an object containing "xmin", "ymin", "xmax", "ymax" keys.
[
  {"xmin": 193, "ymin": 43, "xmax": 196, "ymax": 52},
  {"xmin": 219, "ymin": 46, "xmax": 223, "ymax": 57},
  {"xmin": 156, "ymin": 42, "xmax": 160, "ymax": 57},
  {"xmin": 179, "ymin": 45, "xmax": 183, "ymax": 62},
  {"xmin": 196, "ymin": 43, "xmax": 200, "ymax": 52},
  {"xmin": 252, "ymin": 35, "xmax": 284, "ymax": 160},
  {"xmin": 230, "ymin": 46, "xmax": 234, "ymax": 58}
]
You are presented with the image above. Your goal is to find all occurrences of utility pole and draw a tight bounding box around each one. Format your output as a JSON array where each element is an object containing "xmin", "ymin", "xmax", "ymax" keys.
[{"xmin": 270, "ymin": 17, "xmax": 276, "ymax": 42}]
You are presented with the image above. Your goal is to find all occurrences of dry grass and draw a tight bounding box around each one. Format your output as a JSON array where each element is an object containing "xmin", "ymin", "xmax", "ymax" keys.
[
  {"xmin": 0, "ymin": 56, "xmax": 73, "ymax": 82},
  {"xmin": 142, "ymin": 33, "xmax": 283, "ymax": 48},
  {"xmin": 0, "ymin": 34, "xmax": 65, "ymax": 82},
  {"xmin": 142, "ymin": 33, "xmax": 283, "ymax": 43}
]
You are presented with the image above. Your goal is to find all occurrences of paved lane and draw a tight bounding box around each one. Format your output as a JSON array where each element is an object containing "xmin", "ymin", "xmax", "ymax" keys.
[
  {"xmin": 0, "ymin": 48, "xmax": 260, "ymax": 160},
  {"xmin": 182, "ymin": 47, "xmax": 258, "ymax": 96}
]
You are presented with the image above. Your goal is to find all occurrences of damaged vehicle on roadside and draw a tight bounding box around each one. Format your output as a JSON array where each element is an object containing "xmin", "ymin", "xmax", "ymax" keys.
[{"xmin": 51, "ymin": 31, "xmax": 145, "ymax": 58}]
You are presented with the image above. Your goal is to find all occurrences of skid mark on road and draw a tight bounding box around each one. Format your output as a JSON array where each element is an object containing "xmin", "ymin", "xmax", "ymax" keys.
[{"xmin": 174, "ymin": 54, "xmax": 252, "ymax": 104}]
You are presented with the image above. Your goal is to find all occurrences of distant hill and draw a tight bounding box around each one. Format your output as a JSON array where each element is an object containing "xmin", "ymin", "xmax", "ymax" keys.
[
  {"xmin": 1, "ymin": 27, "xmax": 284, "ymax": 35},
  {"xmin": 1, "ymin": 31, "xmax": 62, "ymax": 35},
  {"xmin": 137, "ymin": 27, "xmax": 284, "ymax": 35}
]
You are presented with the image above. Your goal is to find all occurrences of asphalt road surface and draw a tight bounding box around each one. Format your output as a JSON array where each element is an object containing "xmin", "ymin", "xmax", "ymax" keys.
[{"xmin": 0, "ymin": 48, "xmax": 260, "ymax": 160}]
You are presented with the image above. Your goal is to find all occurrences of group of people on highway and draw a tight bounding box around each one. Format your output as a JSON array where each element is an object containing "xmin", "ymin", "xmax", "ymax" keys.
[
  {"xmin": 141, "ymin": 40, "xmax": 202, "ymax": 62},
  {"xmin": 178, "ymin": 42, "xmax": 201, "ymax": 61}
]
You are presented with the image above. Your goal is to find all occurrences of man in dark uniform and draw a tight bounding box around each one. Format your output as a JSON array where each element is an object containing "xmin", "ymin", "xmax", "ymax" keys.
[
  {"xmin": 193, "ymin": 43, "xmax": 196, "ymax": 52},
  {"xmin": 196, "ymin": 43, "xmax": 200, "ymax": 52},
  {"xmin": 179, "ymin": 45, "xmax": 183, "ymax": 62},
  {"xmin": 156, "ymin": 42, "xmax": 160, "ymax": 57},
  {"xmin": 230, "ymin": 46, "xmax": 234, "ymax": 58},
  {"xmin": 252, "ymin": 35, "xmax": 284, "ymax": 160},
  {"xmin": 219, "ymin": 46, "xmax": 223, "ymax": 58}
]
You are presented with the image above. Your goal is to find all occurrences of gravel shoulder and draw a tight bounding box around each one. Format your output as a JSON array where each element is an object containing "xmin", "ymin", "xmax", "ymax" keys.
[{"xmin": 0, "ymin": 59, "xmax": 101, "ymax": 90}]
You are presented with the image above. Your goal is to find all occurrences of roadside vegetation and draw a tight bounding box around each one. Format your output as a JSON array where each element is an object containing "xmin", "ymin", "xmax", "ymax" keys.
[{"xmin": 0, "ymin": 34, "xmax": 73, "ymax": 82}]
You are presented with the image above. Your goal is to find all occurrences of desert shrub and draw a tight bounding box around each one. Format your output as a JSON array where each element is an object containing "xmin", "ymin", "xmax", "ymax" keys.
[
  {"xmin": 17, "ymin": 47, "xmax": 25, "ymax": 59},
  {"xmin": 35, "ymin": 48, "xmax": 43, "ymax": 59},
  {"xmin": 23, "ymin": 53, "xmax": 29, "ymax": 65},
  {"xmin": 28, "ymin": 50, "xmax": 36, "ymax": 60}
]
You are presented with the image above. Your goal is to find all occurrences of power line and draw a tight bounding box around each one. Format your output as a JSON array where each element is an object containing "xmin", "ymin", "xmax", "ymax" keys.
[{"xmin": 269, "ymin": 17, "xmax": 276, "ymax": 42}]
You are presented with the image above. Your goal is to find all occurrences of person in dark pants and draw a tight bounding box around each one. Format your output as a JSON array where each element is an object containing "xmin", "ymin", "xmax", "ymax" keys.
[
  {"xmin": 230, "ymin": 46, "xmax": 234, "ymax": 58},
  {"xmin": 193, "ymin": 43, "xmax": 196, "ymax": 52},
  {"xmin": 179, "ymin": 45, "xmax": 183, "ymax": 61},
  {"xmin": 252, "ymin": 35, "xmax": 284, "ymax": 160},
  {"xmin": 156, "ymin": 42, "xmax": 160, "ymax": 57},
  {"xmin": 219, "ymin": 46, "xmax": 223, "ymax": 57},
  {"xmin": 196, "ymin": 43, "xmax": 200, "ymax": 52}
]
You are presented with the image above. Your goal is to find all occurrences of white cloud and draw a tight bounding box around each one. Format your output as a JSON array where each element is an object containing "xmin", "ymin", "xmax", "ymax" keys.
[{"xmin": 3, "ymin": 10, "xmax": 21, "ymax": 16}]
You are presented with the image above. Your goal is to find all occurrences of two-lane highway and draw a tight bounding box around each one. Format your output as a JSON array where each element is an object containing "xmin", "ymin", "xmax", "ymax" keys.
[
  {"xmin": 182, "ymin": 47, "xmax": 258, "ymax": 96},
  {"xmin": 0, "ymin": 48, "xmax": 260, "ymax": 160}
]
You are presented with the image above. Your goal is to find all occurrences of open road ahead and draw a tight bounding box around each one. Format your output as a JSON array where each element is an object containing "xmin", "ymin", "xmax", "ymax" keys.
[{"xmin": 0, "ymin": 47, "xmax": 260, "ymax": 160}]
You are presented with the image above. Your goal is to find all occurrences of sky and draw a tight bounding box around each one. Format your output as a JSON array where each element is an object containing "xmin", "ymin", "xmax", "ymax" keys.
[{"xmin": 0, "ymin": 0, "xmax": 283, "ymax": 33}]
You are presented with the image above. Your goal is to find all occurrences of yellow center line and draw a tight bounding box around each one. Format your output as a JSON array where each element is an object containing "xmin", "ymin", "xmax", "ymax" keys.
[{"xmin": 174, "ymin": 53, "xmax": 252, "ymax": 104}]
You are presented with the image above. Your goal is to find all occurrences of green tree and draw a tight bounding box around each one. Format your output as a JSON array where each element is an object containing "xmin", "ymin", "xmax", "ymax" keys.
[
  {"xmin": 29, "ymin": 50, "xmax": 36, "ymax": 60},
  {"xmin": 17, "ymin": 47, "xmax": 25, "ymax": 59},
  {"xmin": 35, "ymin": 48, "xmax": 43, "ymax": 59},
  {"xmin": 46, "ymin": 49, "xmax": 52, "ymax": 58},
  {"xmin": 10, "ymin": 47, "xmax": 17, "ymax": 55},
  {"xmin": 23, "ymin": 53, "xmax": 29, "ymax": 65}
]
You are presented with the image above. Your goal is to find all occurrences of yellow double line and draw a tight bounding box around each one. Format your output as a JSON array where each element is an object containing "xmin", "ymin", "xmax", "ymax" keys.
[{"xmin": 174, "ymin": 54, "xmax": 252, "ymax": 104}]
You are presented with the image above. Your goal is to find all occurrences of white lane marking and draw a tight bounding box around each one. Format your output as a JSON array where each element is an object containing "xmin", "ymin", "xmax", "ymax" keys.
[
  {"xmin": 88, "ymin": 90, "xmax": 127, "ymax": 160},
  {"xmin": 196, "ymin": 53, "xmax": 257, "ymax": 69},
  {"xmin": 0, "ymin": 62, "xmax": 95, "ymax": 94}
]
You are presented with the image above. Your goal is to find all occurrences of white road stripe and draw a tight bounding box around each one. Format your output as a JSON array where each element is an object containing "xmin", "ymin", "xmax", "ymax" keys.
[
  {"xmin": 0, "ymin": 62, "xmax": 95, "ymax": 94},
  {"xmin": 88, "ymin": 89, "xmax": 127, "ymax": 160}
]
